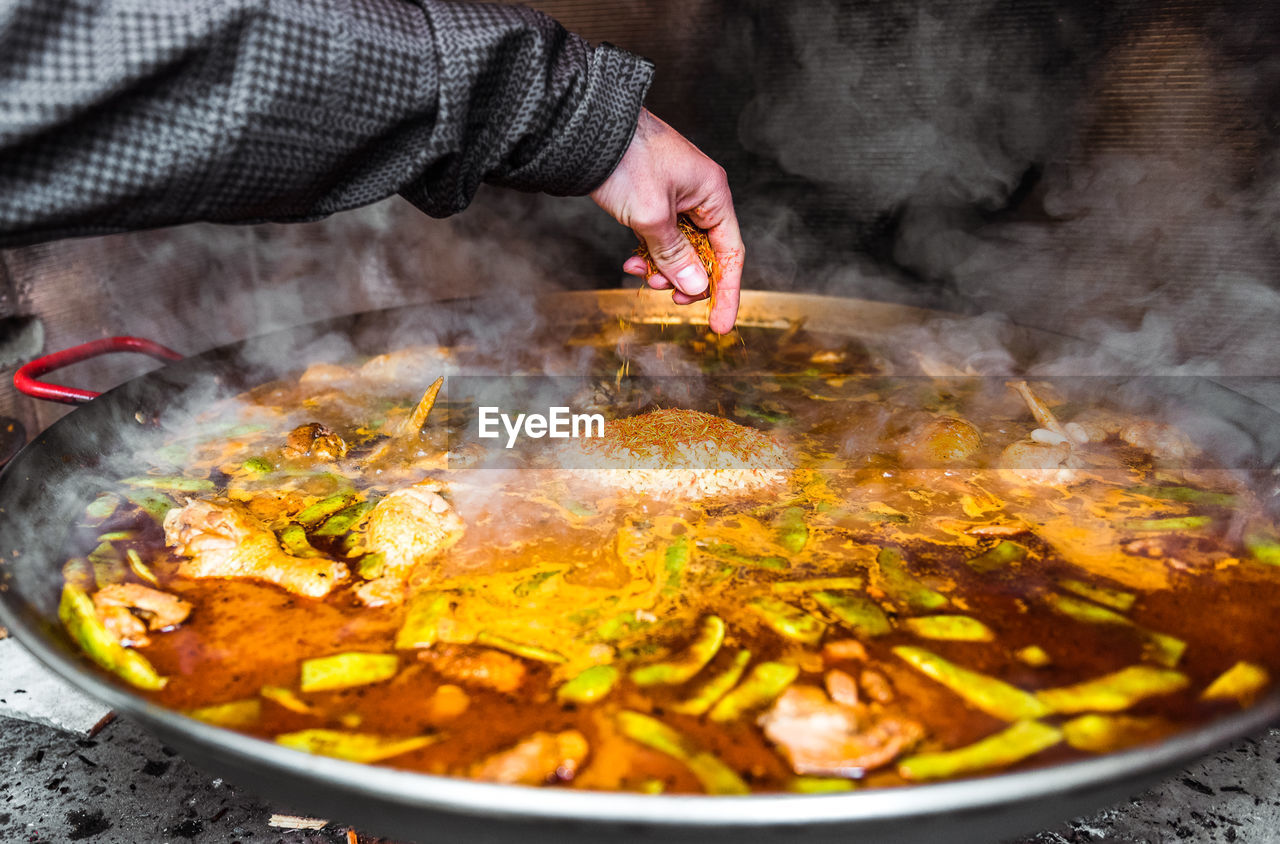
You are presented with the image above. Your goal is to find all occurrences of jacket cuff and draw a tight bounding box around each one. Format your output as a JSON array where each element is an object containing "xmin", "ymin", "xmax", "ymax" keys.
[{"xmin": 491, "ymin": 43, "xmax": 654, "ymax": 197}]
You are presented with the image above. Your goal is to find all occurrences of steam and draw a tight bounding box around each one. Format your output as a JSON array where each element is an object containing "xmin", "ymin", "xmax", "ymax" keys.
[{"xmin": 729, "ymin": 0, "xmax": 1280, "ymax": 385}]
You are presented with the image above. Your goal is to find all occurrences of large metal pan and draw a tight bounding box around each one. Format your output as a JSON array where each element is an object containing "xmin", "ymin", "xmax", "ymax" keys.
[{"xmin": 2, "ymin": 290, "xmax": 1278, "ymax": 844}]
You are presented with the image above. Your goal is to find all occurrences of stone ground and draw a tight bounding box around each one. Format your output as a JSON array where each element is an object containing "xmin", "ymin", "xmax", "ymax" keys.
[{"xmin": 1, "ymin": 715, "xmax": 1277, "ymax": 844}]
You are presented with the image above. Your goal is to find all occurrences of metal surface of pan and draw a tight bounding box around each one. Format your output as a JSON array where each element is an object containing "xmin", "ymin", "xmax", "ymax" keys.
[{"xmin": 1, "ymin": 290, "xmax": 1278, "ymax": 843}]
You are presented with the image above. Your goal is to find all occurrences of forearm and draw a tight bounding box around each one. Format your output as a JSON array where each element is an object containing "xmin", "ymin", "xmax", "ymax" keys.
[{"xmin": 0, "ymin": 0, "xmax": 653, "ymax": 247}]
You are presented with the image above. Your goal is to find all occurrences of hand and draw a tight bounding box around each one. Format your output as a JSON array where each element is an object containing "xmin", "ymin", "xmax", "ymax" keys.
[{"xmin": 590, "ymin": 109, "xmax": 744, "ymax": 334}]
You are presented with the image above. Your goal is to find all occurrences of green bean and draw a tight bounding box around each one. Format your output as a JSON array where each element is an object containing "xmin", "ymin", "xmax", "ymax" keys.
[
  {"xmin": 96, "ymin": 530, "xmax": 137, "ymax": 542},
  {"xmin": 1058, "ymin": 579, "xmax": 1135, "ymax": 612},
  {"xmin": 1061, "ymin": 714, "xmax": 1172, "ymax": 752},
  {"xmin": 670, "ymin": 649, "xmax": 752, "ymax": 716},
  {"xmin": 772, "ymin": 577, "xmax": 864, "ymax": 594},
  {"xmin": 260, "ymin": 685, "xmax": 315, "ymax": 714},
  {"xmin": 125, "ymin": 549, "xmax": 161, "ymax": 587},
  {"xmin": 295, "ymin": 492, "xmax": 358, "ymax": 527},
  {"xmin": 299, "ymin": 652, "xmax": 399, "ymax": 692},
  {"xmin": 475, "ymin": 631, "xmax": 567, "ymax": 664},
  {"xmin": 704, "ymin": 542, "xmax": 787, "ymax": 571},
  {"xmin": 893, "ymin": 646, "xmax": 1049, "ymax": 721},
  {"xmin": 562, "ymin": 499, "xmax": 597, "ymax": 518},
  {"xmin": 631, "ymin": 615, "xmax": 725, "ymax": 686},
  {"xmin": 88, "ymin": 541, "xmax": 127, "ymax": 587},
  {"xmin": 1201, "ymin": 661, "xmax": 1270, "ymax": 704},
  {"xmin": 788, "ymin": 777, "xmax": 856, "ymax": 793},
  {"xmin": 275, "ymin": 729, "xmax": 439, "ymax": 763},
  {"xmin": 615, "ymin": 711, "xmax": 749, "ymax": 795},
  {"xmin": 1141, "ymin": 631, "xmax": 1187, "ymax": 669},
  {"xmin": 812, "ymin": 591, "xmax": 891, "ymax": 637},
  {"xmin": 898, "ymin": 721, "xmax": 1061, "ymax": 781},
  {"xmin": 966, "ymin": 541, "xmax": 1026, "ymax": 573},
  {"xmin": 242, "ymin": 456, "xmax": 274, "ymax": 475},
  {"xmin": 877, "ymin": 548, "xmax": 948, "ymax": 610},
  {"xmin": 339, "ymin": 531, "xmax": 363, "ymax": 556},
  {"xmin": 122, "ymin": 490, "xmax": 176, "ymax": 522},
  {"xmin": 223, "ymin": 422, "xmax": 269, "ymax": 438},
  {"xmin": 1044, "ymin": 594, "xmax": 1185, "ymax": 667},
  {"xmin": 512, "ymin": 570, "xmax": 560, "ymax": 597},
  {"xmin": 709, "ymin": 661, "xmax": 799, "ymax": 723},
  {"xmin": 356, "ymin": 552, "xmax": 386, "ymax": 580},
  {"xmin": 777, "ymin": 506, "xmax": 808, "ymax": 554},
  {"xmin": 557, "ymin": 665, "xmax": 619, "ymax": 704},
  {"xmin": 1119, "ymin": 516, "xmax": 1214, "ymax": 532},
  {"xmin": 1036, "ymin": 665, "xmax": 1189, "ymax": 713},
  {"xmin": 747, "ymin": 597, "xmax": 826, "ymax": 645},
  {"xmin": 903, "ymin": 615, "xmax": 995, "ymax": 642},
  {"xmin": 314, "ymin": 499, "xmax": 377, "ymax": 537},
  {"xmin": 736, "ymin": 404, "xmax": 790, "ymax": 426},
  {"xmin": 59, "ymin": 584, "xmax": 167, "ymax": 691},
  {"xmin": 152, "ymin": 443, "xmax": 189, "ymax": 466},
  {"xmin": 595, "ymin": 610, "xmax": 652, "ymax": 642},
  {"xmin": 187, "ymin": 699, "xmax": 261, "ymax": 728},
  {"xmin": 1045, "ymin": 593, "xmax": 1125, "ymax": 625},
  {"xmin": 1128, "ymin": 485, "xmax": 1238, "ymax": 507},
  {"xmin": 120, "ymin": 475, "xmax": 215, "ymax": 493},
  {"xmin": 1245, "ymin": 533, "xmax": 1280, "ymax": 567},
  {"xmin": 278, "ymin": 524, "xmax": 323, "ymax": 558},
  {"xmin": 62, "ymin": 558, "xmax": 95, "ymax": 591},
  {"xmin": 663, "ymin": 536, "xmax": 690, "ymax": 592},
  {"xmin": 83, "ymin": 492, "xmax": 121, "ymax": 523}
]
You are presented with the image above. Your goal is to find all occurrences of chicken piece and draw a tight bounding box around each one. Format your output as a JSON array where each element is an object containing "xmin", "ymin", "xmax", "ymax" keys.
[
  {"xmin": 897, "ymin": 415, "xmax": 982, "ymax": 467},
  {"xmin": 93, "ymin": 583, "xmax": 192, "ymax": 633},
  {"xmin": 1071, "ymin": 410, "xmax": 1197, "ymax": 462},
  {"xmin": 859, "ymin": 669, "xmax": 896, "ymax": 704},
  {"xmin": 283, "ymin": 422, "xmax": 349, "ymax": 460},
  {"xmin": 358, "ymin": 346, "xmax": 454, "ymax": 383},
  {"xmin": 96, "ymin": 605, "xmax": 151, "ymax": 647},
  {"xmin": 998, "ymin": 440, "xmax": 1080, "ymax": 485},
  {"xmin": 470, "ymin": 730, "xmax": 590, "ymax": 785},
  {"xmin": 825, "ymin": 669, "xmax": 860, "ymax": 708},
  {"xmin": 364, "ymin": 483, "xmax": 465, "ymax": 579},
  {"xmin": 164, "ymin": 499, "xmax": 349, "ymax": 598},
  {"xmin": 421, "ymin": 645, "xmax": 527, "ymax": 694},
  {"xmin": 823, "ymin": 639, "xmax": 868, "ymax": 662},
  {"xmin": 298, "ymin": 362, "xmax": 353, "ymax": 386},
  {"xmin": 759, "ymin": 685, "xmax": 923, "ymax": 778},
  {"xmin": 353, "ymin": 481, "xmax": 465, "ymax": 606},
  {"xmin": 353, "ymin": 575, "xmax": 406, "ymax": 608},
  {"xmin": 1123, "ymin": 538, "xmax": 1168, "ymax": 558}
]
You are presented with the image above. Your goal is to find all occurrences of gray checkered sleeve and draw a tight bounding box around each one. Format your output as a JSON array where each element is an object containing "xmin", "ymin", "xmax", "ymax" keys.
[{"xmin": 0, "ymin": 0, "xmax": 654, "ymax": 246}]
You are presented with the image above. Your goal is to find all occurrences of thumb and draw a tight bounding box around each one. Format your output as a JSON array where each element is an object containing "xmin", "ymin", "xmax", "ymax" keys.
[{"xmin": 640, "ymin": 222, "xmax": 709, "ymax": 296}]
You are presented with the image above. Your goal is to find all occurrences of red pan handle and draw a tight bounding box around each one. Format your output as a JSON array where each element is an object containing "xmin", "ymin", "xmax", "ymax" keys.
[{"xmin": 13, "ymin": 336, "xmax": 183, "ymax": 405}]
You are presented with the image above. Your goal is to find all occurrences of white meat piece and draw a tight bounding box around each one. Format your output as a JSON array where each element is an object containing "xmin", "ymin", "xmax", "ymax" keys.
[{"xmin": 164, "ymin": 499, "xmax": 348, "ymax": 598}]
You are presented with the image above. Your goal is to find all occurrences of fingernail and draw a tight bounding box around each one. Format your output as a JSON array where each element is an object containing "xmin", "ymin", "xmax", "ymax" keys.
[{"xmin": 675, "ymin": 264, "xmax": 708, "ymax": 295}]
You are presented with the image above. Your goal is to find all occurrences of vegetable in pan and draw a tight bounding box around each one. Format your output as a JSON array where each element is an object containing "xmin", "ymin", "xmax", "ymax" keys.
[{"xmin": 52, "ymin": 323, "xmax": 1280, "ymax": 794}]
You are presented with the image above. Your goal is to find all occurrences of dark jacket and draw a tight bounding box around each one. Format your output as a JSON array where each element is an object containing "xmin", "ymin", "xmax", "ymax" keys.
[{"xmin": 0, "ymin": 0, "xmax": 653, "ymax": 246}]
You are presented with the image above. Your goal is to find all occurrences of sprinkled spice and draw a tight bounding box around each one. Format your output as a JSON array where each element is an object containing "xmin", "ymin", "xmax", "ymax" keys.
[{"xmin": 635, "ymin": 215, "xmax": 720, "ymax": 309}]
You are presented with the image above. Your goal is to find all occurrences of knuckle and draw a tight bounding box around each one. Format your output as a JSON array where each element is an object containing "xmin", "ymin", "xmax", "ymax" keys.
[
  {"xmin": 630, "ymin": 203, "xmax": 671, "ymax": 233},
  {"xmin": 648, "ymin": 240, "xmax": 692, "ymax": 265}
]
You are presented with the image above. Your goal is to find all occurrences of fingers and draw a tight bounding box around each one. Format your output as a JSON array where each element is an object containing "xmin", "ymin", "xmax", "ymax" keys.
[
  {"xmin": 622, "ymin": 256, "xmax": 648, "ymax": 277},
  {"xmin": 687, "ymin": 201, "xmax": 744, "ymax": 336},
  {"xmin": 631, "ymin": 218, "xmax": 709, "ymax": 297}
]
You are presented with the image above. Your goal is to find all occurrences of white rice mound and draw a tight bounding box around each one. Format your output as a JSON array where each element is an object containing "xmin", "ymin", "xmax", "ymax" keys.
[{"xmin": 561, "ymin": 408, "xmax": 793, "ymax": 500}]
